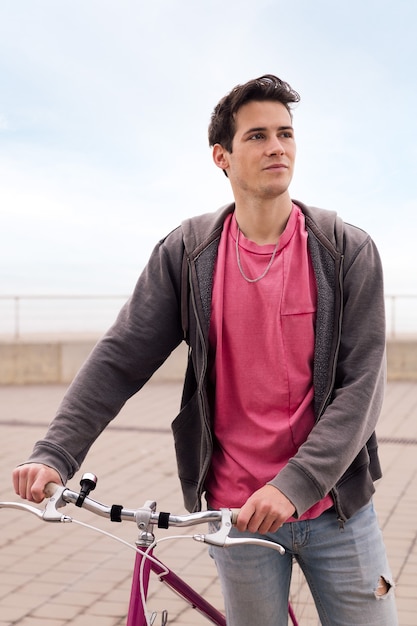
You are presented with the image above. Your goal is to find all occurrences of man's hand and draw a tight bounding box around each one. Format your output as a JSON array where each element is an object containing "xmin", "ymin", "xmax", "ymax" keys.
[
  {"xmin": 236, "ymin": 484, "xmax": 296, "ymax": 534},
  {"xmin": 12, "ymin": 463, "xmax": 62, "ymax": 503}
]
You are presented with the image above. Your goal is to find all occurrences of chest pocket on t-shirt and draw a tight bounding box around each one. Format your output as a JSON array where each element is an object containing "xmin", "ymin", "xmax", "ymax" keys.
[{"xmin": 280, "ymin": 246, "xmax": 317, "ymax": 317}]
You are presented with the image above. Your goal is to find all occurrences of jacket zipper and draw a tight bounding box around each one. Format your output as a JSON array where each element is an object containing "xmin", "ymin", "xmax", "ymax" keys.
[{"xmin": 188, "ymin": 259, "xmax": 213, "ymax": 511}]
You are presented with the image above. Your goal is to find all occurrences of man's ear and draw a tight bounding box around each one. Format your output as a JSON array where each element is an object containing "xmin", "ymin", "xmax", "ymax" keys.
[{"xmin": 212, "ymin": 143, "xmax": 230, "ymax": 172}]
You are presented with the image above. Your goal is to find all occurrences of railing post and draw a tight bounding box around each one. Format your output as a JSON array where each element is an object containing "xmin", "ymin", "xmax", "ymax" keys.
[{"xmin": 14, "ymin": 296, "xmax": 20, "ymax": 340}]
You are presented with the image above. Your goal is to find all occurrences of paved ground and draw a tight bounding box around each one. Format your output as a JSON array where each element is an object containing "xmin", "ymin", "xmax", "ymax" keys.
[{"xmin": 0, "ymin": 381, "xmax": 416, "ymax": 625}]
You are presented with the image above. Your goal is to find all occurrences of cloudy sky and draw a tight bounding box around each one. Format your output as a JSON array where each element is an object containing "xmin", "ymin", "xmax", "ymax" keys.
[{"xmin": 1, "ymin": 0, "xmax": 416, "ymax": 297}]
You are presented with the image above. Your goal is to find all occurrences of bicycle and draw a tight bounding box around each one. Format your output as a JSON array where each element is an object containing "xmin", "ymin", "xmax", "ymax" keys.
[{"xmin": 0, "ymin": 472, "xmax": 303, "ymax": 625}]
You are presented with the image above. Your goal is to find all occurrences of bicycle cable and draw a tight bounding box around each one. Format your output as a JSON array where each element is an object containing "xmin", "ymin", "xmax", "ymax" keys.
[
  {"xmin": 138, "ymin": 535, "xmax": 195, "ymax": 626},
  {"xmin": 70, "ymin": 518, "xmax": 197, "ymax": 626}
]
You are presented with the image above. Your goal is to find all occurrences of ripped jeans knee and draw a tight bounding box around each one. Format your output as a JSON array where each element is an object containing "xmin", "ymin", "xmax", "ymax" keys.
[{"xmin": 375, "ymin": 575, "xmax": 395, "ymax": 599}]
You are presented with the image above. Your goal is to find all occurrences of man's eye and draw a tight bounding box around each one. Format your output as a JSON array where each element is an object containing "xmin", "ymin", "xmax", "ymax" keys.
[
  {"xmin": 280, "ymin": 132, "xmax": 293, "ymax": 139},
  {"xmin": 249, "ymin": 133, "xmax": 264, "ymax": 140}
]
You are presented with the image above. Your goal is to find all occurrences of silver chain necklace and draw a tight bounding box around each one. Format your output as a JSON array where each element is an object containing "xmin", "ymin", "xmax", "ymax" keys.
[{"xmin": 235, "ymin": 226, "xmax": 279, "ymax": 283}]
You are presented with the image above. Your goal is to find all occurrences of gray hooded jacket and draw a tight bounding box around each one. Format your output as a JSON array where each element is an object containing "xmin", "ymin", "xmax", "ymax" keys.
[{"xmin": 26, "ymin": 201, "xmax": 386, "ymax": 523}]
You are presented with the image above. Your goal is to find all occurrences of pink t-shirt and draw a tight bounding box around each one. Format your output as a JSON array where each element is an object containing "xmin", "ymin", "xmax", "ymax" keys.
[{"xmin": 205, "ymin": 206, "xmax": 333, "ymax": 521}]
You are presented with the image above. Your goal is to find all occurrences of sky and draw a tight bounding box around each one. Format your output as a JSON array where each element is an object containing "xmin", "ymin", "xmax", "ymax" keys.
[{"xmin": 1, "ymin": 0, "xmax": 417, "ymax": 299}]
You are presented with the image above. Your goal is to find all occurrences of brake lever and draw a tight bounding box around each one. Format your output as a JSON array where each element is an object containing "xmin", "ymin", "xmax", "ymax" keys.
[
  {"xmin": 193, "ymin": 508, "xmax": 232, "ymax": 547},
  {"xmin": 193, "ymin": 508, "xmax": 285, "ymax": 555},
  {"xmin": 0, "ymin": 485, "xmax": 71, "ymax": 523},
  {"xmin": 42, "ymin": 485, "xmax": 72, "ymax": 522},
  {"xmin": 0, "ymin": 501, "xmax": 46, "ymax": 519}
]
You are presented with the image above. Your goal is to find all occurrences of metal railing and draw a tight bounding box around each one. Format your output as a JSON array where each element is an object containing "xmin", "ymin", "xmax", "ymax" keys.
[
  {"xmin": 385, "ymin": 294, "xmax": 417, "ymax": 338},
  {"xmin": 0, "ymin": 295, "xmax": 129, "ymax": 339},
  {"xmin": 0, "ymin": 294, "xmax": 416, "ymax": 340}
]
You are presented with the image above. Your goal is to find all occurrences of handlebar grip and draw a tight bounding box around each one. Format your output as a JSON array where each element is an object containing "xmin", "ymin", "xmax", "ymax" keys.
[
  {"xmin": 44, "ymin": 482, "xmax": 60, "ymax": 498},
  {"xmin": 230, "ymin": 508, "xmax": 240, "ymax": 525}
]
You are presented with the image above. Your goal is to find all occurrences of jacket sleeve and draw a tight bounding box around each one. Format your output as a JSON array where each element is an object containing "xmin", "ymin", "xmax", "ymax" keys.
[
  {"xmin": 269, "ymin": 233, "xmax": 386, "ymax": 517},
  {"xmin": 23, "ymin": 230, "xmax": 185, "ymax": 483}
]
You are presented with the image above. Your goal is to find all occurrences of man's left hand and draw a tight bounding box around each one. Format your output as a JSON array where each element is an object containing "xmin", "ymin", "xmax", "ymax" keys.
[{"xmin": 236, "ymin": 484, "xmax": 296, "ymax": 534}]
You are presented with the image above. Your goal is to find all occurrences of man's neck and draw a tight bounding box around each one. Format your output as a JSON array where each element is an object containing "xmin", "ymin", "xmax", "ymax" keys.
[{"xmin": 234, "ymin": 193, "xmax": 293, "ymax": 245}]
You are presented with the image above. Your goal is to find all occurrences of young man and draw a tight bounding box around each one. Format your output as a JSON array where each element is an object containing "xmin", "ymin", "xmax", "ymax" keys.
[{"xmin": 13, "ymin": 75, "xmax": 398, "ymax": 625}]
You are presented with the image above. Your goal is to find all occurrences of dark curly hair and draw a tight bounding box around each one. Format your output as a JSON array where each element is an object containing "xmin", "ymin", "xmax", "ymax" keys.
[{"xmin": 208, "ymin": 74, "xmax": 300, "ymax": 153}]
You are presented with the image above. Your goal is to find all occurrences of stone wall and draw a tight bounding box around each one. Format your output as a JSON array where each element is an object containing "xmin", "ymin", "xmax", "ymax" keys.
[
  {"xmin": 0, "ymin": 338, "xmax": 188, "ymax": 385},
  {"xmin": 0, "ymin": 338, "xmax": 416, "ymax": 385}
]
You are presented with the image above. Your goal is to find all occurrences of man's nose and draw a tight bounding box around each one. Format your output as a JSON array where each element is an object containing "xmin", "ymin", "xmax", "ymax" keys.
[{"xmin": 266, "ymin": 136, "xmax": 285, "ymax": 155}]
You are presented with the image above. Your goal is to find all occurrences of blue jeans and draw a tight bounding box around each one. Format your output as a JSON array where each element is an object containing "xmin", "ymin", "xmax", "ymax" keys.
[{"xmin": 209, "ymin": 502, "xmax": 398, "ymax": 625}]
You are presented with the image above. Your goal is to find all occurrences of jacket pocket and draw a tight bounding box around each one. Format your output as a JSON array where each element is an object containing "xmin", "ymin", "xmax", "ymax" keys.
[
  {"xmin": 335, "ymin": 443, "xmax": 377, "ymax": 520},
  {"xmin": 171, "ymin": 392, "xmax": 207, "ymax": 505}
]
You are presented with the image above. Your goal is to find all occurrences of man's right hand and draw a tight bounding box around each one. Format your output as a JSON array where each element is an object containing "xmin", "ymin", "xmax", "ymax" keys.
[{"xmin": 12, "ymin": 463, "xmax": 62, "ymax": 503}]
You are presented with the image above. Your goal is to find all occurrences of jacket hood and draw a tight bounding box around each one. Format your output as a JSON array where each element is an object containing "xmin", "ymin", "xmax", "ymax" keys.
[
  {"xmin": 181, "ymin": 201, "xmax": 343, "ymax": 259},
  {"xmin": 181, "ymin": 203, "xmax": 235, "ymax": 258}
]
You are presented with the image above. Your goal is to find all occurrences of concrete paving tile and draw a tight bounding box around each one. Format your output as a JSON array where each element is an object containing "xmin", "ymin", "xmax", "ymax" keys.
[
  {"xmin": 69, "ymin": 617, "xmax": 119, "ymax": 626},
  {"xmin": 16, "ymin": 583, "xmax": 67, "ymax": 602},
  {"xmin": 87, "ymin": 601, "xmax": 127, "ymax": 617},
  {"xmin": 17, "ymin": 616, "xmax": 66, "ymax": 626},
  {"xmin": 32, "ymin": 600, "xmax": 81, "ymax": 620},
  {"xmin": 70, "ymin": 578, "xmax": 122, "ymax": 595},
  {"xmin": 0, "ymin": 605, "xmax": 34, "ymax": 622},
  {"xmin": 48, "ymin": 590, "xmax": 100, "ymax": 608},
  {"xmin": 1, "ymin": 591, "xmax": 46, "ymax": 609}
]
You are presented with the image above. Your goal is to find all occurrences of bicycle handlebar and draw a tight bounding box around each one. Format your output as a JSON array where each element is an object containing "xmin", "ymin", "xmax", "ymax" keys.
[{"xmin": 0, "ymin": 475, "xmax": 285, "ymax": 555}]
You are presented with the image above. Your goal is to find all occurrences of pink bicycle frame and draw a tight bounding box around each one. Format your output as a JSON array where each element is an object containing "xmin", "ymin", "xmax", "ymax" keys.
[
  {"xmin": 127, "ymin": 545, "xmax": 227, "ymax": 625},
  {"xmin": 126, "ymin": 546, "xmax": 299, "ymax": 625}
]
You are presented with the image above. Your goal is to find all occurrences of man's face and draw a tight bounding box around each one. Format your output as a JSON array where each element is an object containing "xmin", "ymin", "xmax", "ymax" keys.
[{"xmin": 214, "ymin": 100, "xmax": 296, "ymax": 202}]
